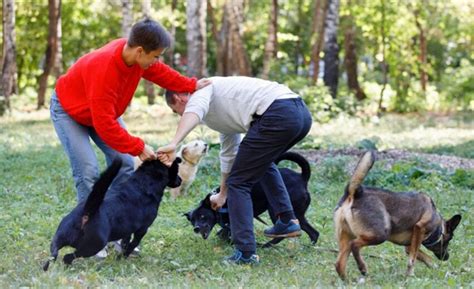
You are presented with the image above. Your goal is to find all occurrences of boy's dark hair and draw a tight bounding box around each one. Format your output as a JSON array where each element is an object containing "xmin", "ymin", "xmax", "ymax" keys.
[
  {"xmin": 128, "ymin": 19, "xmax": 171, "ymax": 53},
  {"xmin": 165, "ymin": 90, "xmax": 177, "ymax": 105}
]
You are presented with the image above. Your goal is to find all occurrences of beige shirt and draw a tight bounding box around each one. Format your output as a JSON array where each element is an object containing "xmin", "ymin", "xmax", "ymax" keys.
[{"xmin": 184, "ymin": 76, "xmax": 299, "ymax": 173}]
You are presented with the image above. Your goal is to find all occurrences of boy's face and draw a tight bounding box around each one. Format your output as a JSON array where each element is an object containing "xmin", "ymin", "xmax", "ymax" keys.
[
  {"xmin": 137, "ymin": 47, "xmax": 166, "ymax": 69},
  {"xmin": 168, "ymin": 93, "xmax": 189, "ymax": 116}
]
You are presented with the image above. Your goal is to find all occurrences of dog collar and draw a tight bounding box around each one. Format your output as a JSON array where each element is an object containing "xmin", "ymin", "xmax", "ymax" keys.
[
  {"xmin": 422, "ymin": 224, "xmax": 443, "ymax": 248},
  {"xmin": 217, "ymin": 208, "xmax": 228, "ymax": 213},
  {"xmin": 181, "ymin": 154, "xmax": 197, "ymax": 166}
]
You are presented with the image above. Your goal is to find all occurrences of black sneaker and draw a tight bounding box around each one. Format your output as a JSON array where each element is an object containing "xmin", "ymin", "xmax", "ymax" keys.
[
  {"xmin": 264, "ymin": 219, "xmax": 301, "ymax": 238},
  {"xmin": 224, "ymin": 249, "xmax": 260, "ymax": 265}
]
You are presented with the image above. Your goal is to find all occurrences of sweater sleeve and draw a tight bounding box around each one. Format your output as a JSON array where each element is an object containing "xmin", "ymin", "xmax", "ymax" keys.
[
  {"xmin": 219, "ymin": 133, "xmax": 241, "ymax": 173},
  {"xmin": 142, "ymin": 61, "xmax": 197, "ymax": 93},
  {"xmin": 87, "ymin": 66, "xmax": 145, "ymax": 156}
]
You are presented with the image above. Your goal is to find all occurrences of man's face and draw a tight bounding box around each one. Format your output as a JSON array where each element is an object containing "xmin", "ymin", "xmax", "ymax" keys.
[
  {"xmin": 168, "ymin": 93, "xmax": 189, "ymax": 116},
  {"xmin": 136, "ymin": 47, "xmax": 166, "ymax": 69}
]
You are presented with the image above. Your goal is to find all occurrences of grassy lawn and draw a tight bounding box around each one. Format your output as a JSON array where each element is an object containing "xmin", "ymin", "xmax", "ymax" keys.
[{"xmin": 0, "ymin": 102, "xmax": 473, "ymax": 288}]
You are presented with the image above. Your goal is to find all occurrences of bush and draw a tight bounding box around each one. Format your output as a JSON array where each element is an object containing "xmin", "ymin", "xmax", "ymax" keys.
[{"xmin": 440, "ymin": 59, "xmax": 474, "ymax": 111}]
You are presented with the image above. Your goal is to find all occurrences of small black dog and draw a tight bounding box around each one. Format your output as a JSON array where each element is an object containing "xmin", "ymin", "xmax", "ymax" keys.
[
  {"xmin": 43, "ymin": 157, "xmax": 182, "ymax": 270},
  {"xmin": 185, "ymin": 151, "xmax": 319, "ymax": 247}
]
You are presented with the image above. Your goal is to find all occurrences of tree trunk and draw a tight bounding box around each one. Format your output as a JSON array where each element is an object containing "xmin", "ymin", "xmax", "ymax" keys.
[
  {"xmin": 378, "ymin": 0, "xmax": 388, "ymax": 115},
  {"xmin": 213, "ymin": 0, "xmax": 251, "ymax": 76},
  {"xmin": 121, "ymin": 0, "xmax": 133, "ymax": 38},
  {"xmin": 208, "ymin": 0, "xmax": 228, "ymax": 75},
  {"xmin": 343, "ymin": 3, "xmax": 366, "ymax": 101},
  {"xmin": 1, "ymin": 0, "xmax": 18, "ymax": 112},
  {"xmin": 142, "ymin": 0, "xmax": 155, "ymax": 105},
  {"xmin": 323, "ymin": 0, "xmax": 340, "ymax": 98},
  {"xmin": 310, "ymin": 0, "xmax": 328, "ymax": 84},
  {"xmin": 186, "ymin": 0, "xmax": 207, "ymax": 78},
  {"xmin": 166, "ymin": 0, "xmax": 178, "ymax": 67},
  {"xmin": 37, "ymin": 0, "xmax": 61, "ymax": 109},
  {"xmin": 414, "ymin": 10, "xmax": 428, "ymax": 92},
  {"xmin": 261, "ymin": 0, "xmax": 278, "ymax": 79}
]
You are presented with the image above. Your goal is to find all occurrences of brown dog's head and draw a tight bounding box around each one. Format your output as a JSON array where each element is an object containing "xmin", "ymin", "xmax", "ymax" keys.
[{"xmin": 423, "ymin": 214, "xmax": 461, "ymax": 260}]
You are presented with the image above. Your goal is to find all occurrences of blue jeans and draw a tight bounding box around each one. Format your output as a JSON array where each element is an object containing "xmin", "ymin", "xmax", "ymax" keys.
[
  {"xmin": 50, "ymin": 91, "xmax": 134, "ymax": 203},
  {"xmin": 226, "ymin": 98, "xmax": 312, "ymax": 253}
]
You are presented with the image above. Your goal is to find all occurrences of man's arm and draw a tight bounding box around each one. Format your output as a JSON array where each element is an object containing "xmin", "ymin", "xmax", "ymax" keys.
[
  {"xmin": 210, "ymin": 133, "xmax": 241, "ymax": 210},
  {"xmin": 157, "ymin": 112, "xmax": 200, "ymax": 166}
]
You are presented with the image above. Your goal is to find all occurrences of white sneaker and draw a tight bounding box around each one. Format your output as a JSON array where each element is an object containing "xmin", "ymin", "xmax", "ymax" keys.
[{"xmin": 95, "ymin": 246, "xmax": 108, "ymax": 259}]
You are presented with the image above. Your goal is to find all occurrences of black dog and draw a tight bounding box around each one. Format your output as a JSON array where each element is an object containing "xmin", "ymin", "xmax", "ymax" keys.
[
  {"xmin": 185, "ymin": 151, "xmax": 319, "ymax": 247},
  {"xmin": 43, "ymin": 157, "xmax": 182, "ymax": 270}
]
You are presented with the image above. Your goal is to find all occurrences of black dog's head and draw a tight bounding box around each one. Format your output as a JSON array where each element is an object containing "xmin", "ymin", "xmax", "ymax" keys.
[
  {"xmin": 424, "ymin": 214, "xmax": 462, "ymax": 261},
  {"xmin": 167, "ymin": 157, "xmax": 182, "ymax": 188},
  {"xmin": 184, "ymin": 193, "xmax": 218, "ymax": 239}
]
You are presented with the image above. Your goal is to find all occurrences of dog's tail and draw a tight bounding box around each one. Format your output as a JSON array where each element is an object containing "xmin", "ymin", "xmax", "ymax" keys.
[
  {"xmin": 82, "ymin": 158, "xmax": 122, "ymax": 225},
  {"xmin": 276, "ymin": 151, "xmax": 311, "ymax": 183},
  {"xmin": 348, "ymin": 151, "xmax": 375, "ymax": 197}
]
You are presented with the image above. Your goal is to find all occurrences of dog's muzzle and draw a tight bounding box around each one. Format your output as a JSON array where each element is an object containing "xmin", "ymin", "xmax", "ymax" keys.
[{"xmin": 194, "ymin": 225, "xmax": 211, "ymax": 239}]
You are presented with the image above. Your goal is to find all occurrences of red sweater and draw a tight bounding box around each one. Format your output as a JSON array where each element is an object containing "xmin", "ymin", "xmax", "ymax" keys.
[{"xmin": 55, "ymin": 39, "xmax": 196, "ymax": 156}]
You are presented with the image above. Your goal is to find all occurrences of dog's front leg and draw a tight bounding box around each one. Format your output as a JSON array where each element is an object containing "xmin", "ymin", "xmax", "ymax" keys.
[
  {"xmin": 404, "ymin": 246, "xmax": 433, "ymax": 268},
  {"xmin": 406, "ymin": 217, "xmax": 430, "ymax": 276},
  {"xmin": 124, "ymin": 229, "xmax": 147, "ymax": 257}
]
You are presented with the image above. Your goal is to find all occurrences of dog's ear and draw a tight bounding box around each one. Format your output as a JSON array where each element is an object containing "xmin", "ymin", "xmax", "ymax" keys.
[
  {"xmin": 204, "ymin": 193, "xmax": 212, "ymax": 207},
  {"xmin": 183, "ymin": 212, "xmax": 192, "ymax": 221},
  {"xmin": 447, "ymin": 214, "xmax": 462, "ymax": 234}
]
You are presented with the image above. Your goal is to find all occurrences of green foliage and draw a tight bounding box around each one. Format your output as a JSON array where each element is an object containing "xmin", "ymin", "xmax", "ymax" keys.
[
  {"xmin": 440, "ymin": 59, "xmax": 474, "ymax": 110},
  {"xmin": 5, "ymin": 0, "xmax": 474, "ymax": 115}
]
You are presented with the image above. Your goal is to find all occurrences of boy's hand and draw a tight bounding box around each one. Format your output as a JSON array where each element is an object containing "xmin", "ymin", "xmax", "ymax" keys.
[{"xmin": 139, "ymin": 144, "xmax": 157, "ymax": 162}]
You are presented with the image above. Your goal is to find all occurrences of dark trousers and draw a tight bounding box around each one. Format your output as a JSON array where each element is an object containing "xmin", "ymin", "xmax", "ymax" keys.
[{"xmin": 226, "ymin": 98, "xmax": 312, "ymax": 252}]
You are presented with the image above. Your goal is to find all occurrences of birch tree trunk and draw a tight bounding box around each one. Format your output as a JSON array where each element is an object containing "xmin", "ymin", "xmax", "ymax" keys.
[
  {"xmin": 186, "ymin": 0, "xmax": 207, "ymax": 78},
  {"xmin": 121, "ymin": 0, "xmax": 133, "ymax": 38},
  {"xmin": 1, "ymin": 0, "xmax": 18, "ymax": 113},
  {"xmin": 323, "ymin": 0, "xmax": 340, "ymax": 98},
  {"xmin": 37, "ymin": 0, "xmax": 61, "ymax": 109},
  {"xmin": 261, "ymin": 0, "xmax": 278, "ymax": 79},
  {"xmin": 142, "ymin": 0, "xmax": 156, "ymax": 104}
]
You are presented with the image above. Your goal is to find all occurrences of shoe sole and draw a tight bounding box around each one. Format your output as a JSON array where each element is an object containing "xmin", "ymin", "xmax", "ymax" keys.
[{"xmin": 264, "ymin": 230, "xmax": 302, "ymax": 238}]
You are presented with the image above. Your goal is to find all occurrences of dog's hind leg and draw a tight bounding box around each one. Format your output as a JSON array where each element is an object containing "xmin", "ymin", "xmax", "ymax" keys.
[
  {"xmin": 262, "ymin": 237, "xmax": 284, "ymax": 248},
  {"xmin": 298, "ymin": 216, "xmax": 319, "ymax": 244},
  {"xmin": 64, "ymin": 233, "xmax": 107, "ymax": 265},
  {"xmin": 335, "ymin": 232, "xmax": 352, "ymax": 280}
]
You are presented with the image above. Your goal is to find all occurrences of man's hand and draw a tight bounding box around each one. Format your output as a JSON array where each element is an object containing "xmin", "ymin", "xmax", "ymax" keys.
[
  {"xmin": 156, "ymin": 143, "xmax": 177, "ymax": 167},
  {"xmin": 196, "ymin": 78, "xmax": 211, "ymax": 90},
  {"xmin": 139, "ymin": 144, "xmax": 157, "ymax": 162},
  {"xmin": 210, "ymin": 191, "xmax": 227, "ymax": 211}
]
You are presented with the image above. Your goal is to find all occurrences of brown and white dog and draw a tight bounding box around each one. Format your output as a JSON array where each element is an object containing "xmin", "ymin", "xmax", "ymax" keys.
[
  {"xmin": 170, "ymin": 140, "xmax": 208, "ymax": 199},
  {"xmin": 334, "ymin": 151, "xmax": 461, "ymax": 280}
]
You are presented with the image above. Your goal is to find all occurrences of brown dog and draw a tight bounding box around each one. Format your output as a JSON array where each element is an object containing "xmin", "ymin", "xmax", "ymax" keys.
[{"xmin": 334, "ymin": 151, "xmax": 461, "ymax": 279}]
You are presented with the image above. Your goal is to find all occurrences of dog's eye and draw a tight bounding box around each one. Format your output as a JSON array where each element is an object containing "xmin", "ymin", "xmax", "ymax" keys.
[{"xmin": 200, "ymin": 215, "xmax": 205, "ymax": 219}]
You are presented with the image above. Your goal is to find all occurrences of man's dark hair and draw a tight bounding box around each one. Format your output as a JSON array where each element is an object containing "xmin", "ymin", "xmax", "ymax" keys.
[
  {"xmin": 165, "ymin": 90, "xmax": 177, "ymax": 105},
  {"xmin": 128, "ymin": 19, "xmax": 171, "ymax": 53}
]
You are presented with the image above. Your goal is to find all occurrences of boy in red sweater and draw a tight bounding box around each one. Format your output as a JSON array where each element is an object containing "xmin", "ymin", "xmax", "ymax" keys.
[{"xmin": 50, "ymin": 19, "xmax": 209, "ymax": 205}]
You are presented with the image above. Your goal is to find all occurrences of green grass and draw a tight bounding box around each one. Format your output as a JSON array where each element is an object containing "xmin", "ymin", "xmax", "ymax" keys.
[{"xmin": 0, "ymin": 106, "xmax": 473, "ymax": 288}]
